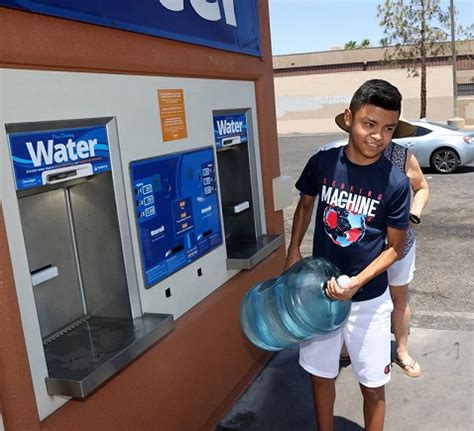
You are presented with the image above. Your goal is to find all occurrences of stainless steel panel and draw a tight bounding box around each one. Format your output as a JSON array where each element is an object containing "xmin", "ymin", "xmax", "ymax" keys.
[
  {"xmin": 70, "ymin": 173, "xmax": 131, "ymax": 318},
  {"xmin": 19, "ymin": 189, "xmax": 85, "ymax": 338},
  {"xmin": 213, "ymin": 108, "xmax": 262, "ymax": 237},
  {"xmin": 244, "ymin": 109, "xmax": 263, "ymax": 235},
  {"xmin": 217, "ymin": 145, "xmax": 256, "ymax": 241},
  {"xmin": 44, "ymin": 313, "xmax": 174, "ymax": 398},
  {"xmin": 226, "ymin": 234, "xmax": 284, "ymax": 270},
  {"xmin": 8, "ymin": 117, "xmax": 169, "ymax": 403},
  {"xmin": 106, "ymin": 119, "xmax": 143, "ymax": 318}
]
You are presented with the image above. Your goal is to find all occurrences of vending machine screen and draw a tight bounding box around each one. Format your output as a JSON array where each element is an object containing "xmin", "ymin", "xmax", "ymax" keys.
[{"xmin": 130, "ymin": 147, "xmax": 222, "ymax": 287}]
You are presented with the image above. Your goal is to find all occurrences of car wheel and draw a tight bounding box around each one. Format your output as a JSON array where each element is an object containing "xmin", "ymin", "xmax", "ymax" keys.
[{"xmin": 430, "ymin": 148, "xmax": 459, "ymax": 174}]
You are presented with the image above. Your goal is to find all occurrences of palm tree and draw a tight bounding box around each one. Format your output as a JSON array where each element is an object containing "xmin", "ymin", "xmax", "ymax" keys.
[{"xmin": 344, "ymin": 40, "xmax": 357, "ymax": 49}]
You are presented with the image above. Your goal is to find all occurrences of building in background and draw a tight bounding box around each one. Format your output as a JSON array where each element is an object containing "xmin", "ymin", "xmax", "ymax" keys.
[{"xmin": 274, "ymin": 41, "xmax": 474, "ymax": 134}]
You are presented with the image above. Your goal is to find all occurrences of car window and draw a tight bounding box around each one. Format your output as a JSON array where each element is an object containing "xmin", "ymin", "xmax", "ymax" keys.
[
  {"xmin": 413, "ymin": 125, "xmax": 432, "ymax": 137},
  {"xmin": 425, "ymin": 121, "xmax": 460, "ymax": 131}
]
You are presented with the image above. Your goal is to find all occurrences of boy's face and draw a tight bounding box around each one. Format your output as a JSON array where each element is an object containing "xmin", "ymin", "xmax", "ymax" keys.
[{"xmin": 344, "ymin": 104, "xmax": 399, "ymax": 165}]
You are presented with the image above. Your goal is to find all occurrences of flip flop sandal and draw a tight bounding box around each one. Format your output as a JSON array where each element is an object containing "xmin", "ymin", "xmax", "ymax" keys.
[{"xmin": 394, "ymin": 357, "xmax": 422, "ymax": 378}]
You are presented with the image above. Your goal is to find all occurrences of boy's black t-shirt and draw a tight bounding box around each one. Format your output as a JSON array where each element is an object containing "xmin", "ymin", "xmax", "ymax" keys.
[{"xmin": 295, "ymin": 146, "xmax": 410, "ymax": 302}]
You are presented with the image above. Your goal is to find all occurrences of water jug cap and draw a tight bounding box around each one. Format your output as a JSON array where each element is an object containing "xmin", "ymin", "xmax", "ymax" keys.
[{"xmin": 336, "ymin": 275, "xmax": 351, "ymax": 289}]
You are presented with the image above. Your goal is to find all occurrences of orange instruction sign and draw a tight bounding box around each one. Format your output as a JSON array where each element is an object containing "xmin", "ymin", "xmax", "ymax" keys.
[{"xmin": 157, "ymin": 89, "xmax": 188, "ymax": 142}]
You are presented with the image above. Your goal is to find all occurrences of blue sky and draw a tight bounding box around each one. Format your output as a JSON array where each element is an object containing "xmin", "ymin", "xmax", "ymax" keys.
[{"xmin": 268, "ymin": 0, "xmax": 474, "ymax": 55}]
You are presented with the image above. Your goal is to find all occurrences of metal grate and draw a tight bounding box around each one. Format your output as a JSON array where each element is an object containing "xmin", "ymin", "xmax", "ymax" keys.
[
  {"xmin": 458, "ymin": 75, "xmax": 474, "ymax": 97},
  {"xmin": 43, "ymin": 315, "xmax": 92, "ymax": 345}
]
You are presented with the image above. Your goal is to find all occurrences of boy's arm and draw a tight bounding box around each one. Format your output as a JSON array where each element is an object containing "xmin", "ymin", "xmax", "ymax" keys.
[
  {"xmin": 284, "ymin": 194, "xmax": 316, "ymax": 270},
  {"xmin": 326, "ymin": 226, "xmax": 407, "ymax": 301}
]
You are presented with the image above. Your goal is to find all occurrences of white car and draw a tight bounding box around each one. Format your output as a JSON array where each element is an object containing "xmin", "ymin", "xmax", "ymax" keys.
[{"xmin": 323, "ymin": 120, "xmax": 474, "ymax": 174}]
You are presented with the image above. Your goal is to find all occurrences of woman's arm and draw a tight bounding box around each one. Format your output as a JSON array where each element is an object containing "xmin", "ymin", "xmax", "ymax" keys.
[{"xmin": 405, "ymin": 151, "xmax": 429, "ymax": 218}]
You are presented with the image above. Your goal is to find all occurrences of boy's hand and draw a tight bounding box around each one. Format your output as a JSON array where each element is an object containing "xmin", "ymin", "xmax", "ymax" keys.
[{"xmin": 325, "ymin": 276, "xmax": 361, "ymax": 301}]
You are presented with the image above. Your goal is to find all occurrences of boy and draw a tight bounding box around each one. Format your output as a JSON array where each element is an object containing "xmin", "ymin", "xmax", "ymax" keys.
[{"xmin": 285, "ymin": 79, "xmax": 414, "ymax": 431}]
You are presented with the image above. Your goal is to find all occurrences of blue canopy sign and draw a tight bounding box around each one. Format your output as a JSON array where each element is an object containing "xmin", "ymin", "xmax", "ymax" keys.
[{"xmin": 0, "ymin": 0, "xmax": 261, "ymax": 56}]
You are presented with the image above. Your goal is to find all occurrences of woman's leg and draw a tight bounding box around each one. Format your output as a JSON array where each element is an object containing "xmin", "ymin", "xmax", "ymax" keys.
[{"xmin": 389, "ymin": 284, "xmax": 421, "ymax": 376}]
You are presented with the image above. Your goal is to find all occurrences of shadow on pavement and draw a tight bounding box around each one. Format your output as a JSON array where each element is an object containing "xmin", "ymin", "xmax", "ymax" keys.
[
  {"xmin": 216, "ymin": 346, "xmax": 373, "ymax": 431},
  {"xmin": 422, "ymin": 164, "xmax": 474, "ymax": 175},
  {"xmin": 217, "ymin": 341, "xmax": 402, "ymax": 430}
]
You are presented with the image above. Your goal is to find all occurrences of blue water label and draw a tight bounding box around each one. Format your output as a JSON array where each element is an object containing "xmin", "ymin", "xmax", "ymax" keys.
[
  {"xmin": 213, "ymin": 113, "xmax": 248, "ymax": 149},
  {"xmin": 8, "ymin": 126, "xmax": 111, "ymax": 190}
]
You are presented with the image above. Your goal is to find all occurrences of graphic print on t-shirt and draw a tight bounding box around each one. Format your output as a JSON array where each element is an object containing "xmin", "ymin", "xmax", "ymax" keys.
[
  {"xmin": 321, "ymin": 182, "xmax": 382, "ymax": 247},
  {"xmin": 323, "ymin": 206, "xmax": 366, "ymax": 247}
]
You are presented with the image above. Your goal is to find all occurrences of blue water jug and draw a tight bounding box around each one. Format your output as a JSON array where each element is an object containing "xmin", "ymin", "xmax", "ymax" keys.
[{"xmin": 240, "ymin": 257, "xmax": 351, "ymax": 351}]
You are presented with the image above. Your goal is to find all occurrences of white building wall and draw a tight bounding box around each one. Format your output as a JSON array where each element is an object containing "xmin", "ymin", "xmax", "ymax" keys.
[{"xmin": 274, "ymin": 66, "xmax": 455, "ymax": 134}]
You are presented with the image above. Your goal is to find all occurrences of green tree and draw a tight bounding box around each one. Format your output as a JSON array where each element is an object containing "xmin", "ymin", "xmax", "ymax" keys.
[
  {"xmin": 377, "ymin": 0, "xmax": 472, "ymax": 118},
  {"xmin": 344, "ymin": 40, "xmax": 357, "ymax": 49},
  {"xmin": 344, "ymin": 39, "xmax": 371, "ymax": 49}
]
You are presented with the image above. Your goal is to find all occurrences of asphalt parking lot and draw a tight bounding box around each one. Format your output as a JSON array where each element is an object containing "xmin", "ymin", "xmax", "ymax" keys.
[{"xmin": 278, "ymin": 133, "xmax": 474, "ymax": 332}]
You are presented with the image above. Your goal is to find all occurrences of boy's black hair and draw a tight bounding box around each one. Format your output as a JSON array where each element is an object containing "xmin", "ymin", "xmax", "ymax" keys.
[{"xmin": 349, "ymin": 79, "xmax": 402, "ymax": 115}]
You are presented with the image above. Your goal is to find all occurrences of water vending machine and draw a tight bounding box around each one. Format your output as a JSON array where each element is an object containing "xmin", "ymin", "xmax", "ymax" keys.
[
  {"xmin": 6, "ymin": 117, "xmax": 174, "ymax": 398},
  {"xmin": 213, "ymin": 110, "xmax": 283, "ymax": 269}
]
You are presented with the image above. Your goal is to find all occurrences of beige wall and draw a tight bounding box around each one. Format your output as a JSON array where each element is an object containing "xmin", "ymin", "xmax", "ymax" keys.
[{"xmin": 274, "ymin": 66, "xmax": 473, "ymax": 134}]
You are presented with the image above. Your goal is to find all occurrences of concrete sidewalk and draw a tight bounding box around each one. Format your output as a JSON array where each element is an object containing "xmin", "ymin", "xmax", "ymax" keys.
[{"xmin": 217, "ymin": 328, "xmax": 473, "ymax": 431}]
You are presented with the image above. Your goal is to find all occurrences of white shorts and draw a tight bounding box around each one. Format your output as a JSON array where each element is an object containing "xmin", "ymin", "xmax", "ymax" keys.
[
  {"xmin": 299, "ymin": 288, "xmax": 394, "ymax": 388},
  {"xmin": 387, "ymin": 241, "xmax": 416, "ymax": 286}
]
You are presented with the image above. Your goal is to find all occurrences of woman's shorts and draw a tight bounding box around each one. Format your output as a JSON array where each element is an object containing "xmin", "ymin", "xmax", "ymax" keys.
[
  {"xmin": 387, "ymin": 241, "xmax": 416, "ymax": 286},
  {"xmin": 299, "ymin": 288, "xmax": 394, "ymax": 388}
]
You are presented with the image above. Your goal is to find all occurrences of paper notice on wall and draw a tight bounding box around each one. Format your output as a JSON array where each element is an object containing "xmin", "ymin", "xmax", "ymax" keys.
[{"xmin": 157, "ymin": 89, "xmax": 188, "ymax": 142}]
